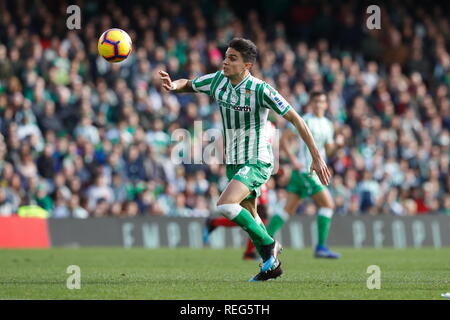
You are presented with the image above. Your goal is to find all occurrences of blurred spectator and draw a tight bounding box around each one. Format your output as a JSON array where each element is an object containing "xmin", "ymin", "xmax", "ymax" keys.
[
  {"xmin": 86, "ymin": 174, "xmax": 113, "ymax": 211},
  {"xmin": 52, "ymin": 196, "xmax": 70, "ymax": 218},
  {"xmin": 74, "ymin": 117, "xmax": 100, "ymax": 145},
  {"xmin": 381, "ymin": 188, "xmax": 404, "ymax": 216},
  {"xmin": 356, "ymin": 171, "xmax": 382, "ymax": 215},
  {"xmin": 0, "ymin": 188, "xmax": 15, "ymax": 216},
  {"xmin": 68, "ymin": 194, "xmax": 89, "ymax": 218},
  {"xmin": 37, "ymin": 144, "xmax": 56, "ymax": 179},
  {"xmin": 37, "ymin": 101, "xmax": 65, "ymax": 135},
  {"xmin": 191, "ymin": 196, "xmax": 209, "ymax": 217},
  {"xmin": 0, "ymin": 0, "xmax": 448, "ymax": 218},
  {"xmin": 92, "ymin": 198, "xmax": 110, "ymax": 217},
  {"xmin": 125, "ymin": 145, "xmax": 146, "ymax": 181},
  {"xmin": 34, "ymin": 184, "xmax": 53, "ymax": 212},
  {"xmin": 170, "ymin": 193, "xmax": 192, "ymax": 217}
]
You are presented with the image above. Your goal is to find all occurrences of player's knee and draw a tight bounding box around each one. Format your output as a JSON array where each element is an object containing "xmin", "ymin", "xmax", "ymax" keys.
[
  {"xmin": 216, "ymin": 198, "xmax": 230, "ymax": 207},
  {"xmin": 284, "ymin": 206, "xmax": 297, "ymax": 216},
  {"xmin": 317, "ymin": 197, "xmax": 335, "ymax": 211},
  {"xmin": 324, "ymin": 192, "xmax": 335, "ymax": 210},
  {"xmin": 327, "ymin": 201, "xmax": 335, "ymax": 211},
  {"xmin": 322, "ymin": 202, "xmax": 335, "ymax": 211},
  {"xmin": 318, "ymin": 207, "xmax": 334, "ymax": 218},
  {"xmin": 216, "ymin": 203, "xmax": 241, "ymax": 220}
]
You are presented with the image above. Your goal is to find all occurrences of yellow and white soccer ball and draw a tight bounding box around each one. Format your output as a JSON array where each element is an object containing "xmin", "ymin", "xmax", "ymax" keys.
[{"xmin": 98, "ymin": 28, "xmax": 132, "ymax": 63}]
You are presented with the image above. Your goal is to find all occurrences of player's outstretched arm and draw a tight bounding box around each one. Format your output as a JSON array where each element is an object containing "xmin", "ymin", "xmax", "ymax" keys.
[
  {"xmin": 159, "ymin": 70, "xmax": 195, "ymax": 93},
  {"xmin": 282, "ymin": 108, "xmax": 332, "ymax": 186}
]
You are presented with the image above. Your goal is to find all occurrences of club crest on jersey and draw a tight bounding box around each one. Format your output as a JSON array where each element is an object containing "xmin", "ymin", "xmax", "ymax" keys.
[{"xmin": 245, "ymin": 89, "xmax": 251, "ymax": 98}]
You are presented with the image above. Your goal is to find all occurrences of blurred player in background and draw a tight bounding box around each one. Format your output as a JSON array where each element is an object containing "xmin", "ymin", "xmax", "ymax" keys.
[
  {"xmin": 266, "ymin": 91, "xmax": 342, "ymax": 258},
  {"xmin": 160, "ymin": 38, "xmax": 331, "ymax": 281}
]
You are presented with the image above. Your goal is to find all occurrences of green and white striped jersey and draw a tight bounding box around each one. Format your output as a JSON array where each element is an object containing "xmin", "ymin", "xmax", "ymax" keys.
[
  {"xmin": 192, "ymin": 71, "xmax": 291, "ymax": 164},
  {"xmin": 289, "ymin": 113, "xmax": 334, "ymax": 173}
]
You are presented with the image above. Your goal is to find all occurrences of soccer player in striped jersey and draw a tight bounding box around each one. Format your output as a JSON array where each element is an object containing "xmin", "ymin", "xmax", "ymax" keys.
[
  {"xmin": 159, "ymin": 38, "xmax": 331, "ymax": 281},
  {"xmin": 266, "ymin": 91, "xmax": 342, "ymax": 258}
]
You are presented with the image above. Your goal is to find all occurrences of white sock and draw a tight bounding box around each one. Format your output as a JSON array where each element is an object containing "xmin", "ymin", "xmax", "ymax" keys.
[
  {"xmin": 276, "ymin": 208, "xmax": 290, "ymax": 222},
  {"xmin": 317, "ymin": 207, "xmax": 333, "ymax": 218}
]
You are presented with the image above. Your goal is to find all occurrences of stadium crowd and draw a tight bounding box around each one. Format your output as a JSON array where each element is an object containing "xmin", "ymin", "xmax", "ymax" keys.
[{"xmin": 0, "ymin": 0, "xmax": 449, "ymax": 218}]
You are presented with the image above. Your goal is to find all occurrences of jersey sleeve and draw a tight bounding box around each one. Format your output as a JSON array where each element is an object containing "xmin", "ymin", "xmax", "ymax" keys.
[
  {"xmin": 261, "ymin": 83, "xmax": 291, "ymax": 116},
  {"xmin": 191, "ymin": 72, "xmax": 218, "ymax": 96}
]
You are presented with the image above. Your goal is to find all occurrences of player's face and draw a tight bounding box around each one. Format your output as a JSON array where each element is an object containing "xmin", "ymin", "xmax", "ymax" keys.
[
  {"xmin": 312, "ymin": 94, "xmax": 328, "ymax": 114},
  {"xmin": 222, "ymin": 48, "xmax": 251, "ymax": 78}
]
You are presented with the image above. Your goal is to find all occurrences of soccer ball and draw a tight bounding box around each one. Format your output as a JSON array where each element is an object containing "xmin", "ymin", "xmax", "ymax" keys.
[{"xmin": 98, "ymin": 28, "xmax": 132, "ymax": 63}]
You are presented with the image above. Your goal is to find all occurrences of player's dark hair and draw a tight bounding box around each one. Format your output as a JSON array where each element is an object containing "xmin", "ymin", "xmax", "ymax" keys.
[
  {"xmin": 228, "ymin": 38, "xmax": 257, "ymax": 63},
  {"xmin": 310, "ymin": 91, "xmax": 327, "ymax": 101}
]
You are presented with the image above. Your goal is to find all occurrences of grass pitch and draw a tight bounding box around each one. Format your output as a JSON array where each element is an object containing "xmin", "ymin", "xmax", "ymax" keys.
[{"xmin": 0, "ymin": 247, "xmax": 449, "ymax": 300}]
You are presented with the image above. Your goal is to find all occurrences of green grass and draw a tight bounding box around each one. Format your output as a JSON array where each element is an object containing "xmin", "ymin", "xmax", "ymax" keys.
[{"xmin": 0, "ymin": 247, "xmax": 449, "ymax": 300}]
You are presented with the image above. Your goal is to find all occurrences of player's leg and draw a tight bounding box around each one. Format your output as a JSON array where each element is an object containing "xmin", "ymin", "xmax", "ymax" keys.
[
  {"xmin": 202, "ymin": 198, "xmax": 258, "ymax": 246},
  {"xmin": 256, "ymin": 183, "xmax": 269, "ymax": 232},
  {"xmin": 242, "ymin": 201, "xmax": 270, "ymax": 260},
  {"xmin": 204, "ymin": 164, "xmax": 249, "ymax": 244},
  {"xmin": 239, "ymin": 181, "xmax": 276, "ymax": 262},
  {"xmin": 207, "ymin": 216, "xmax": 238, "ymax": 229},
  {"xmin": 202, "ymin": 188, "xmax": 259, "ymax": 245},
  {"xmin": 241, "ymin": 197, "xmax": 267, "ymax": 231},
  {"xmin": 266, "ymin": 169, "xmax": 304, "ymax": 237},
  {"xmin": 240, "ymin": 197, "xmax": 265, "ymax": 260},
  {"xmin": 240, "ymin": 197, "xmax": 257, "ymax": 218},
  {"xmin": 266, "ymin": 192, "xmax": 301, "ymax": 237},
  {"xmin": 311, "ymin": 188, "xmax": 341, "ymax": 258},
  {"xmin": 217, "ymin": 178, "xmax": 283, "ymax": 280},
  {"xmin": 208, "ymin": 162, "xmax": 282, "ymax": 281},
  {"xmin": 203, "ymin": 166, "xmax": 253, "ymax": 244},
  {"xmin": 215, "ymin": 179, "xmax": 274, "ymax": 249},
  {"xmin": 202, "ymin": 215, "xmax": 237, "ymax": 244}
]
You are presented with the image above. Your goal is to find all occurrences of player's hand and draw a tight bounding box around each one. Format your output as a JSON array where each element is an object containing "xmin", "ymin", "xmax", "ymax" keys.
[
  {"xmin": 309, "ymin": 156, "xmax": 332, "ymax": 186},
  {"xmin": 159, "ymin": 70, "xmax": 175, "ymax": 91}
]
